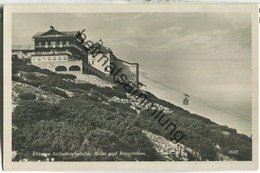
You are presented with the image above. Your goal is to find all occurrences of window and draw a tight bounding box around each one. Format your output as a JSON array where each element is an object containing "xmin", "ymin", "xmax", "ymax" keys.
[
  {"xmin": 53, "ymin": 57, "xmax": 57, "ymax": 61},
  {"xmin": 37, "ymin": 57, "xmax": 41, "ymax": 61},
  {"xmin": 69, "ymin": 66, "xmax": 81, "ymax": 71},
  {"xmin": 38, "ymin": 42, "xmax": 42, "ymax": 46},
  {"xmin": 48, "ymin": 57, "xmax": 51, "ymax": 61},
  {"xmin": 55, "ymin": 66, "xmax": 67, "ymax": 72},
  {"xmin": 58, "ymin": 56, "xmax": 62, "ymax": 60},
  {"xmin": 63, "ymin": 57, "xmax": 67, "ymax": 60},
  {"xmin": 45, "ymin": 41, "xmax": 48, "ymax": 48},
  {"xmin": 51, "ymin": 41, "xmax": 57, "ymax": 47},
  {"xmin": 92, "ymin": 61, "xmax": 94, "ymax": 65},
  {"xmin": 42, "ymin": 56, "xmax": 46, "ymax": 61}
]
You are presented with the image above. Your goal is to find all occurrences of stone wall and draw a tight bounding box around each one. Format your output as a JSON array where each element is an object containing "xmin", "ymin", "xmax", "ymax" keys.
[
  {"xmin": 110, "ymin": 54, "xmax": 139, "ymax": 86},
  {"xmin": 82, "ymin": 62, "xmax": 113, "ymax": 83},
  {"xmin": 88, "ymin": 52, "xmax": 110, "ymax": 75}
]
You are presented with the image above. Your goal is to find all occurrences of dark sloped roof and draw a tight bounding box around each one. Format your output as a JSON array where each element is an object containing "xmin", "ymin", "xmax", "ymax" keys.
[{"xmin": 33, "ymin": 28, "xmax": 79, "ymax": 38}]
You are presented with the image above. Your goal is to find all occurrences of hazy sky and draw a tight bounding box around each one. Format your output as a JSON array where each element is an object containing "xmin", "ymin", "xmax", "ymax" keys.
[{"xmin": 12, "ymin": 12, "xmax": 252, "ymax": 135}]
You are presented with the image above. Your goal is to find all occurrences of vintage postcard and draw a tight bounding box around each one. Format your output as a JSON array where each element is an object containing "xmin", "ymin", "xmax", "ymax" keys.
[{"xmin": 2, "ymin": 4, "xmax": 259, "ymax": 170}]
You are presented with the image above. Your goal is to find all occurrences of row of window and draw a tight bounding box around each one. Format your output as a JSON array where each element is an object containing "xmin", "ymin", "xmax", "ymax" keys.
[
  {"xmin": 32, "ymin": 56, "xmax": 68, "ymax": 62},
  {"xmin": 38, "ymin": 41, "xmax": 71, "ymax": 46}
]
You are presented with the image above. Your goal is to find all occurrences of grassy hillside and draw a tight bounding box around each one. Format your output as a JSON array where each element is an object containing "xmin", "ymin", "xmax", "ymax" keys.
[{"xmin": 12, "ymin": 58, "xmax": 252, "ymax": 161}]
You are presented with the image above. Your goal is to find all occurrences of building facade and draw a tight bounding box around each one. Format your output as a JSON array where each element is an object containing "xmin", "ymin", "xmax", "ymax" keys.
[
  {"xmin": 88, "ymin": 42, "xmax": 139, "ymax": 88},
  {"xmin": 31, "ymin": 26, "xmax": 88, "ymax": 73},
  {"xmin": 31, "ymin": 51, "xmax": 82, "ymax": 72},
  {"xmin": 12, "ymin": 26, "xmax": 140, "ymax": 88},
  {"xmin": 88, "ymin": 42, "xmax": 111, "ymax": 75}
]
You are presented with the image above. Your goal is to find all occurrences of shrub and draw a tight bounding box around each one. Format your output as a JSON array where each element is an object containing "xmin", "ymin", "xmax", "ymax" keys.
[
  {"xmin": 56, "ymin": 73, "xmax": 77, "ymax": 80},
  {"xmin": 41, "ymin": 85, "xmax": 68, "ymax": 98},
  {"xmin": 76, "ymin": 83, "xmax": 93, "ymax": 91},
  {"xmin": 19, "ymin": 93, "xmax": 36, "ymax": 100},
  {"xmin": 52, "ymin": 88, "xmax": 68, "ymax": 98},
  {"xmin": 23, "ymin": 80, "xmax": 41, "ymax": 87},
  {"xmin": 23, "ymin": 73, "xmax": 39, "ymax": 81},
  {"xmin": 12, "ymin": 74, "xmax": 20, "ymax": 81},
  {"xmin": 94, "ymin": 86, "xmax": 127, "ymax": 98}
]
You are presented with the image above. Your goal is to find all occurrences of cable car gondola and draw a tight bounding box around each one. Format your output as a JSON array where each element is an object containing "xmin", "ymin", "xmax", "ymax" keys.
[{"xmin": 183, "ymin": 94, "xmax": 190, "ymax": 105}]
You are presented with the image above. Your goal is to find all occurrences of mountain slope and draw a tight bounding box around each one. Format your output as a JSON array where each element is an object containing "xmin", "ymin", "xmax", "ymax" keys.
[{"xmin": 11, "ymin": 59, "xmax": 252, "ymax": 161}]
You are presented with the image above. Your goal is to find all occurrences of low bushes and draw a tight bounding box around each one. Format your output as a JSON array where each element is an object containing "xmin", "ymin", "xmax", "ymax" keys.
[
  {"xmin": 19, "ymin": 93, "xmax": 36, "ymax": 100},
  {"xmin": 41, "ymin": 85, "xmax": 68, "ymax": 98}
]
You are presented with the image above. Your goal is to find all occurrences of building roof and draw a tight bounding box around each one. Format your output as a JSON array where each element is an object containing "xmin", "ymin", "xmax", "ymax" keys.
[
  {"xmin": 12, "ymin": 44, "xmax": 35, "ymax": 51},
  {"xmin": 89, "ymin": 42, "xmax": 113, "ymax": 54},
  {"xmin": 33, "ymin": 26, "xmax": 80, "ymax": 38}
]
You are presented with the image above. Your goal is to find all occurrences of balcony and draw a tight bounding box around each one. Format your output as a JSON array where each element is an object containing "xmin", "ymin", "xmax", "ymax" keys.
[{"xmin": 33, "ymin": 50, "xmax": 72, "ymax": 56}]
